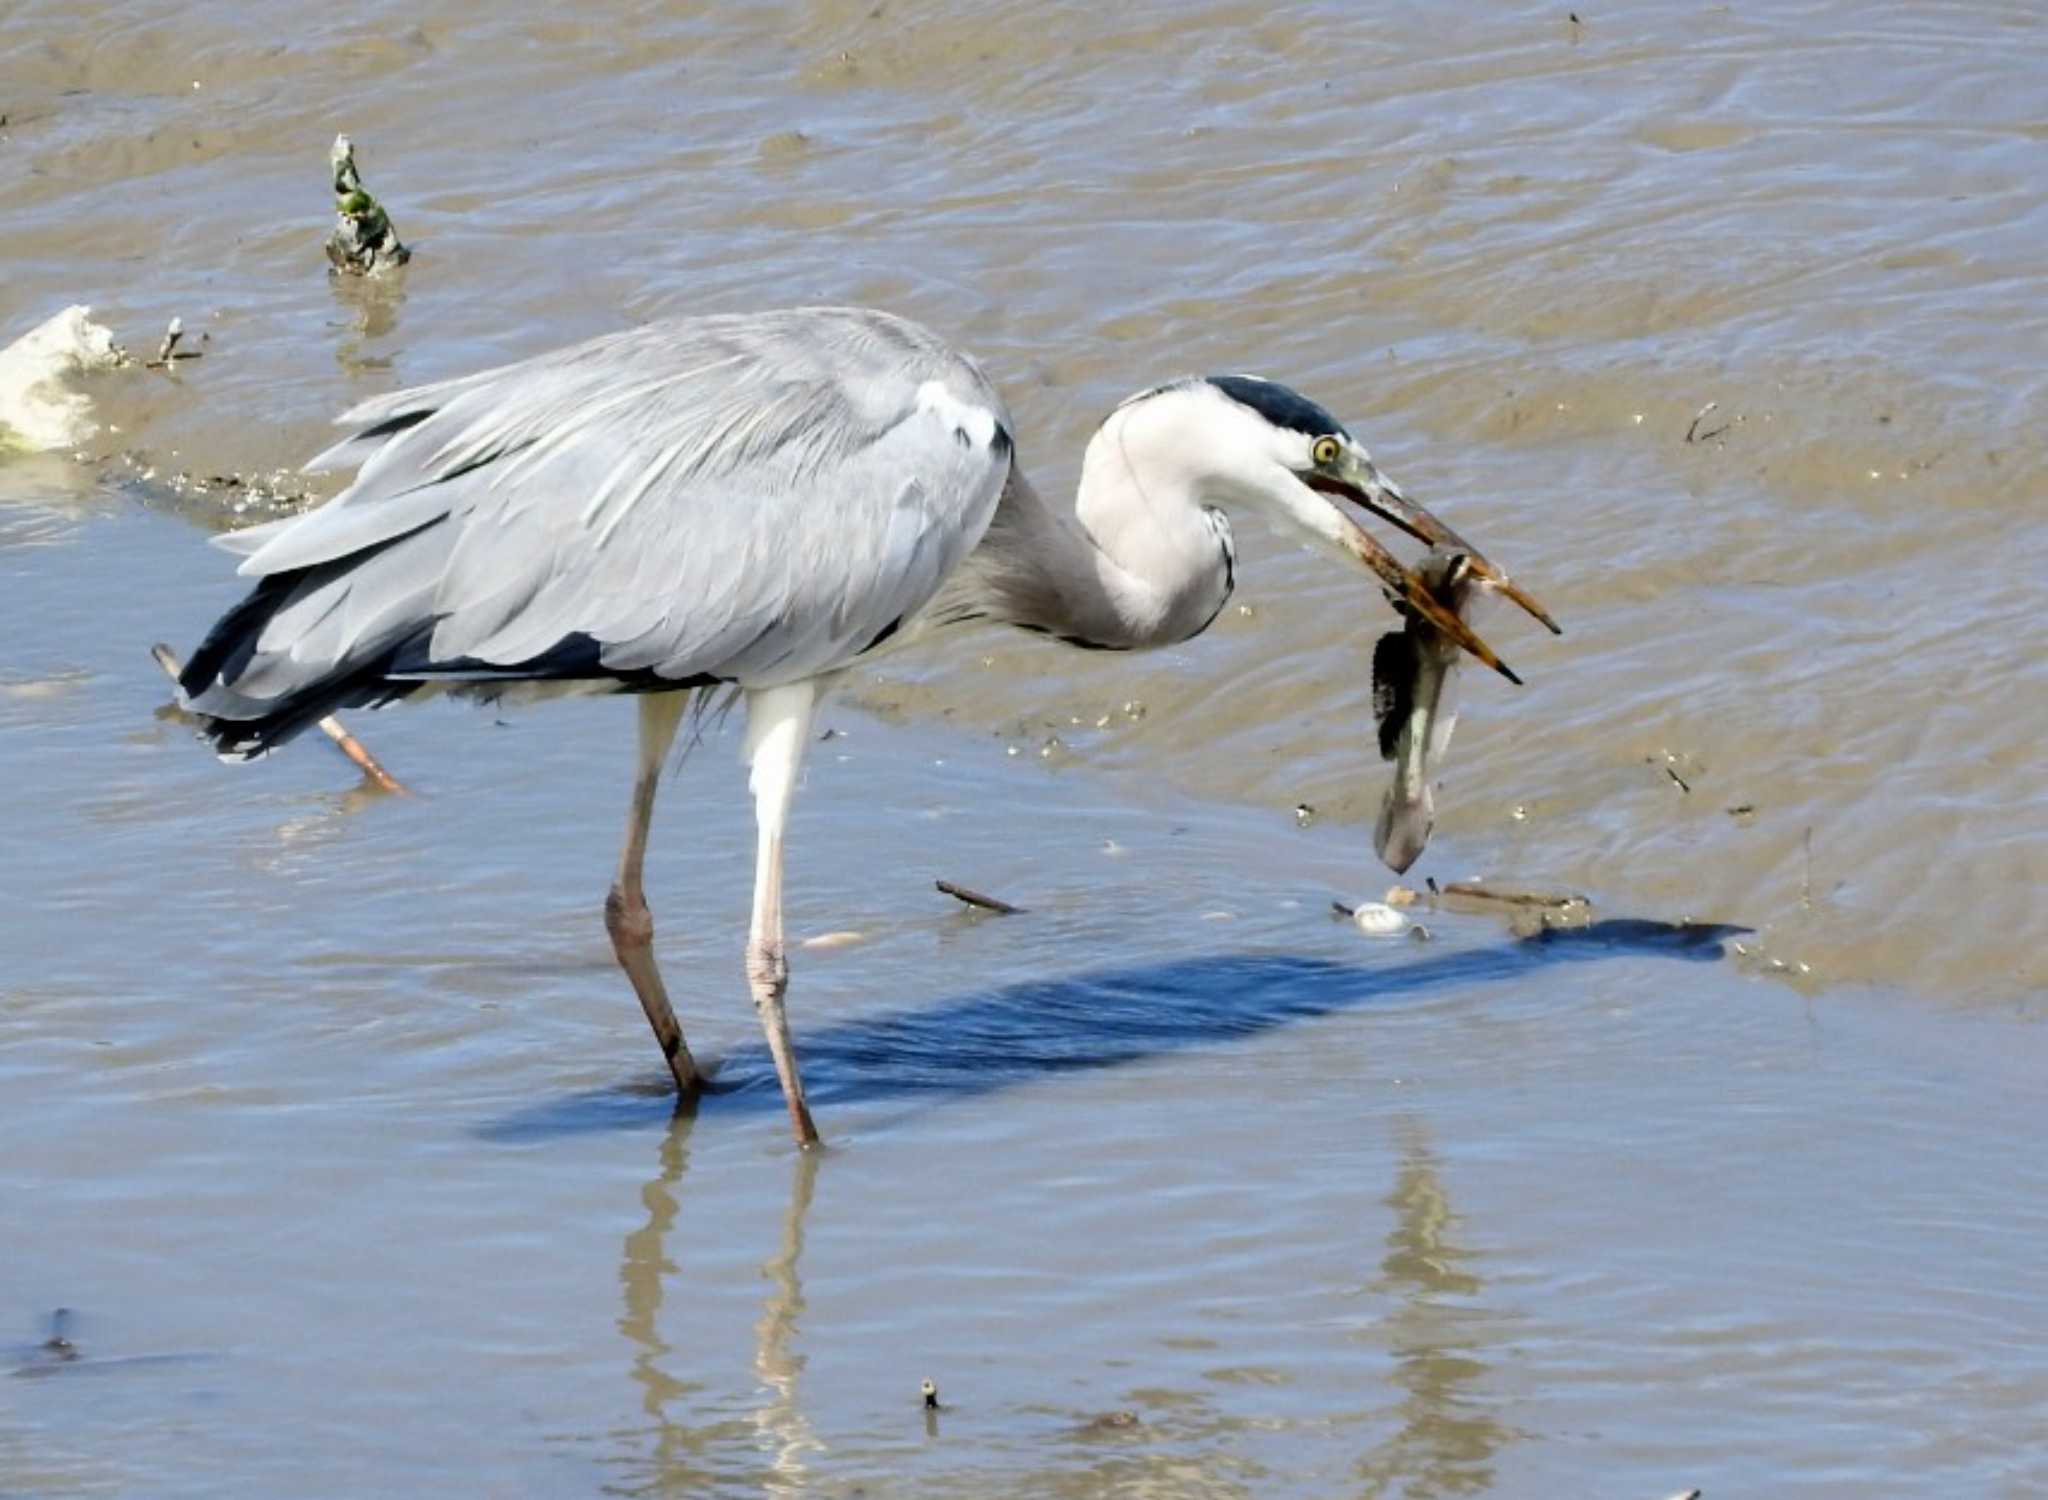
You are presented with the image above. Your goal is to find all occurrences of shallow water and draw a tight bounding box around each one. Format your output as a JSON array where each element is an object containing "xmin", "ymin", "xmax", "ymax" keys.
[{"xmin": 4, "ymin": 1, "xmax": 2046, "ymax": 1494}]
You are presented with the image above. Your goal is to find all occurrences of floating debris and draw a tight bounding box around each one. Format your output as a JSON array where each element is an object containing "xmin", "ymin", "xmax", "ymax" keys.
[
  {"xmin": 1684, "ymin": 401, "xmax": 1727, "ymax": 444},
  {"xmin": 1446, "ymin": 881, "xmax": 1595, "ymax": 935},
  {"xmin": 142, "ymin": 316, "xmax": 204, "ymax": 371},
  {"xmin": 39, "ymin": 1310, "xmax": 77, "ymax": 1364},
  {"xmin": 325, "ymin": 134, "xmax": 411, "ymax": 276},
  {"xmin": 0, "ymin": 306, "xmax": 127, "ymax": 453},
  {"xmin": 1353, "ymin": 902, "xmax": 1410, "ymax": 936},
  {"xmin": 1439, "ymin": 880, "xmax": 1591, "ymax": 915},
  {"xmin": 1332, "ymin": 899, "xmax": 1411, "ymax": 936},
  {"xmin": 935, "ymin": 879, "xmax": 1022, "ymax": 915},
  {"xmin": 1073, "ymin": 1409, "xmax": 1142, "ymax": 1436},
  {"xmin": 9, "ymin": 1308, "xmax": 215, "ymax": 1380},
  {"xmin": 799, "ymin": 930, "xmax": 866, "ymax": 950}
]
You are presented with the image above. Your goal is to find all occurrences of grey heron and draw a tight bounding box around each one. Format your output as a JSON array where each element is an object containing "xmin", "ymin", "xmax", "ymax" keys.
[{"xmin": 175, "ymin": 306, "xmax": 1555, "ymax": 1146}]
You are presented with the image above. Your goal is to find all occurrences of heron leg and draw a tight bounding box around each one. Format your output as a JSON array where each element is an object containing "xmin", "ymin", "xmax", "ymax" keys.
[
  {"xmin": 606, "ymin": 691, "xmax": 699, "ymax": 1093},
  {"xmin": 744, "ymin": 681, "xmax": 821, "ymax": 1147}
]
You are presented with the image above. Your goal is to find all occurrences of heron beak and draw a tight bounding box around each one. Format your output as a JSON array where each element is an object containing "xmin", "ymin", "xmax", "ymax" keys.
[
  {"xmin": 1315, "ymin": 496, "xmax": 1526, "ymax": 685},
  {"xmin": 1307, "ymin": 455, "xmax": 1563, "ymax": 638}
]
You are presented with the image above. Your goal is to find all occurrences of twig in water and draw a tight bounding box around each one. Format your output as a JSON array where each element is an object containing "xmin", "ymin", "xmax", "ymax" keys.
[
  {"xmin": 1441, "ymin": 881, "xmax": 1590, "ymax": 910},
  {"xmin": 143, "ymin": 317, "xmax": 202, "ymax": 370},
  {"xmin": 936, "ymin": 879, "xmax": 1022, "ymax": 915},
  {"xmin": 1684, "ymin": 401, "xmax": 1728, "ymax": 444},
  {"xmin": 150, "ymin": 643, "xmax": 408, "ymax": 795},
  {"xmin": 1665, "ymin": 764, "xmax": 1691, "ymax": 794}
]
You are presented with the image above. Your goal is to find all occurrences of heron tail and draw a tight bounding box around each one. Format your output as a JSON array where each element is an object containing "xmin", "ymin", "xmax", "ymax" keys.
[{"xmin": 175, "ymin": 533, "xmax": 441, "ymax": 762}]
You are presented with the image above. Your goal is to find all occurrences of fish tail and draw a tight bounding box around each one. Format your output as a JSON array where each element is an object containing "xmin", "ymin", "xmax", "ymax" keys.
[{"xmin": 1374, "ymin": 782, "xmax": 1434, "ymax": 875}]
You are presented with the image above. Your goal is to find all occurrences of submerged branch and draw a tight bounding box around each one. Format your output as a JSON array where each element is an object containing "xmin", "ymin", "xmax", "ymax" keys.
[{"xmin": 936, "ymin": 879, "xmax": 1023, "ymax": 915}]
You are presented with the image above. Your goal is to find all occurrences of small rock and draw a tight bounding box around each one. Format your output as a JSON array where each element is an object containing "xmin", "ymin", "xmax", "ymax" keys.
[
  {"xmin": 0, "ymin": 305, "xmax": 127, "ymax": 451},
  {"xmin": 1076, "ymin": 1409, "xmax": 1141, "ymax": 1435},
  {"xmin": 325, "ymin": 135, "xmax": 410, "ymax": 276}
]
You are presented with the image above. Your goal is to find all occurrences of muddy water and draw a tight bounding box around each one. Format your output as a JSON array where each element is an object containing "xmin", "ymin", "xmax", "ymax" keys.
[{"xmin": 4, "ymin": 0, "xmax": 2046, "ymax": 1494}]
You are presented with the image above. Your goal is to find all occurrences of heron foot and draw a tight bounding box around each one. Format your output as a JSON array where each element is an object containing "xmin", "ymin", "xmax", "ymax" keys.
[
  {"xmin": 605, "ymin": 883, "xmax": 700, "ymax": 1094},
  {"xmin": 746, "ymin": 938, "xmax": 819, "ymax": 1148}
]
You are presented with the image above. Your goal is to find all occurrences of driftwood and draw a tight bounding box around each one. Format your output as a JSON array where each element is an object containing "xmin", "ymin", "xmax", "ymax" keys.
[
  {"xmin": 935, "ymin": 879, "xmax": 1022, "ymax": 915},
  {"xmin": 1438, "ymin": 881, "xmax": 1589, "ymax": 911}
]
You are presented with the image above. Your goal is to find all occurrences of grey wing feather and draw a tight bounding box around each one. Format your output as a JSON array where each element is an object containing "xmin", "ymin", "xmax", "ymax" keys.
[{"xmin": 204, "ymin": 307, "xmax": 1012, "ymax": 711}]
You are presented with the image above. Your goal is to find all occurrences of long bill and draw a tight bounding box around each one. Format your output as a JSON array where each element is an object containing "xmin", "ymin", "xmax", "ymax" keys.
[
  {"xmin": 1307, "ymin": 467, "xmax": 1563, "ymax": 639},
  {"xmin": 1321, "ymin": 505, "xmax": 1526, "ymax": 686}
]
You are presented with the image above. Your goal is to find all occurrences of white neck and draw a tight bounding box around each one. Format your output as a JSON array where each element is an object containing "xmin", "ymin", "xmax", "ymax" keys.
[{"xmin": 940, "ymin": 384, "xmax": 1311, "ymax": 650}]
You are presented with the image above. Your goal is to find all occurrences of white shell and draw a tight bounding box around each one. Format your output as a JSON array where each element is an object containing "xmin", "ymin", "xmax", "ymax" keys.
[{"xmin": 1351, "ymin": 902, "xmax": 1410, "ymax": 936}]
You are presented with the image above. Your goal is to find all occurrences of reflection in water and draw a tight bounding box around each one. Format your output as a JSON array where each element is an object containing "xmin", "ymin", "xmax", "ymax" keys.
[
  {"xmin": 1353, "ymin": 1118, "xmax": 1516, "ymax": 1498},
  {"xmin": 750, "ymin": 1149, "xmax": 823, "ymax": 1492},
  {"xmin": 615, "ymin": 1109, "xmax": 822, "ymax": 1495},
  {"xmin": 329, "ymin": 277, "xmax": 405, "ymax": 377},
  {"xmin": 618, "ymin": 1112, "xmax": 701, "ymax": 1472}
]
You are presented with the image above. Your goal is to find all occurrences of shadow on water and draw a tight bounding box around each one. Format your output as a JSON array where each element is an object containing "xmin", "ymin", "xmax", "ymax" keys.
[{"xmin": 483, "ymin": 919, "xmax": 1744, "ymax": 1143}]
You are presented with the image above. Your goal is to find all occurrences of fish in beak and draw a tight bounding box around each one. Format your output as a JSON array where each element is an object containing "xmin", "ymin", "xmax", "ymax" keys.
[
  {"xmin": 1372, "ymin": 547, "xmax": 1486, "ymax": 873},
  {"xmin": 1303, "ymin": 445, "xmax": 1561, "ymax": 683}
]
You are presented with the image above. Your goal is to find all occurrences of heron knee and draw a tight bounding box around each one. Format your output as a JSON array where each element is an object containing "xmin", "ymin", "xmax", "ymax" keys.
[
  {"xmin": 745, "ymin": 938, "xmax": 788, "ymax": 1001},
  {"xmin": 605, "ymin": 884, "xmax": 655, "ymax": 949}
]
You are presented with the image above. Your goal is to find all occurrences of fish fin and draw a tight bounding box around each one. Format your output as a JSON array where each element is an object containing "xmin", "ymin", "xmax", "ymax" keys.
[{"xmin": 1371, "ymin": 630, "xmax": 1416, "ymax": 762}]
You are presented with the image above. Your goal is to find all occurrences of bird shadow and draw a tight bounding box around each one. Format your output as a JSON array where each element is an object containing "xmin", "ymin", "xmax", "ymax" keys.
[{"xmin": 478, "ymin": 918, "xmax": 1745, "ymax": 1143}]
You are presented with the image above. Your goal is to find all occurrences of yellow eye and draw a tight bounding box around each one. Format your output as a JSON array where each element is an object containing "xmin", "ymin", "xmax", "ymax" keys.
[{"xmin": 1311, "ymin": 435, "xmax": 1342, "ymax": 467}]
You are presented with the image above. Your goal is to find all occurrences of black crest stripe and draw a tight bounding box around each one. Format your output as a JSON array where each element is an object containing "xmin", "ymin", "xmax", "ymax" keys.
[{"xmin": 1206, "ymin": 375, "xmax": 1348, "ymax": 439}]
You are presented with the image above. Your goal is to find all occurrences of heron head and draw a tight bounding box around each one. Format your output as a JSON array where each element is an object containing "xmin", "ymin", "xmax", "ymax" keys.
[{"xmin": 1191, "ymin": 375, "xmax": 1560, "ymax": 679}]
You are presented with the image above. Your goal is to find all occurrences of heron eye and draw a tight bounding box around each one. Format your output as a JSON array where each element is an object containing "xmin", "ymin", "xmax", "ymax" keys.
[{"xmin": 1311, "ymin": 435, "xmax": 1342, "ymax": 467}]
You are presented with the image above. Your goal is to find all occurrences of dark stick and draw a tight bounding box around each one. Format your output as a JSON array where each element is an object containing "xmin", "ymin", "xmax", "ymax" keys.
[{"xmin": 935, "ymin": 879, "xmax": 1022, "ymax": 915}]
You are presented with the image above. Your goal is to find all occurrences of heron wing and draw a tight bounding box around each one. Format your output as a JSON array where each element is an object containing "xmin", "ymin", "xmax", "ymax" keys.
[{"xmin": 218, "ymin": 307, "xmax": 1013, "ymax": 696}]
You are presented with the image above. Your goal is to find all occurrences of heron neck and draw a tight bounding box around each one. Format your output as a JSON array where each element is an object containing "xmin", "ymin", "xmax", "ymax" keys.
[{"xmin": 962, "ymin": 452, "xmax": 1231, "ymax": 651}]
